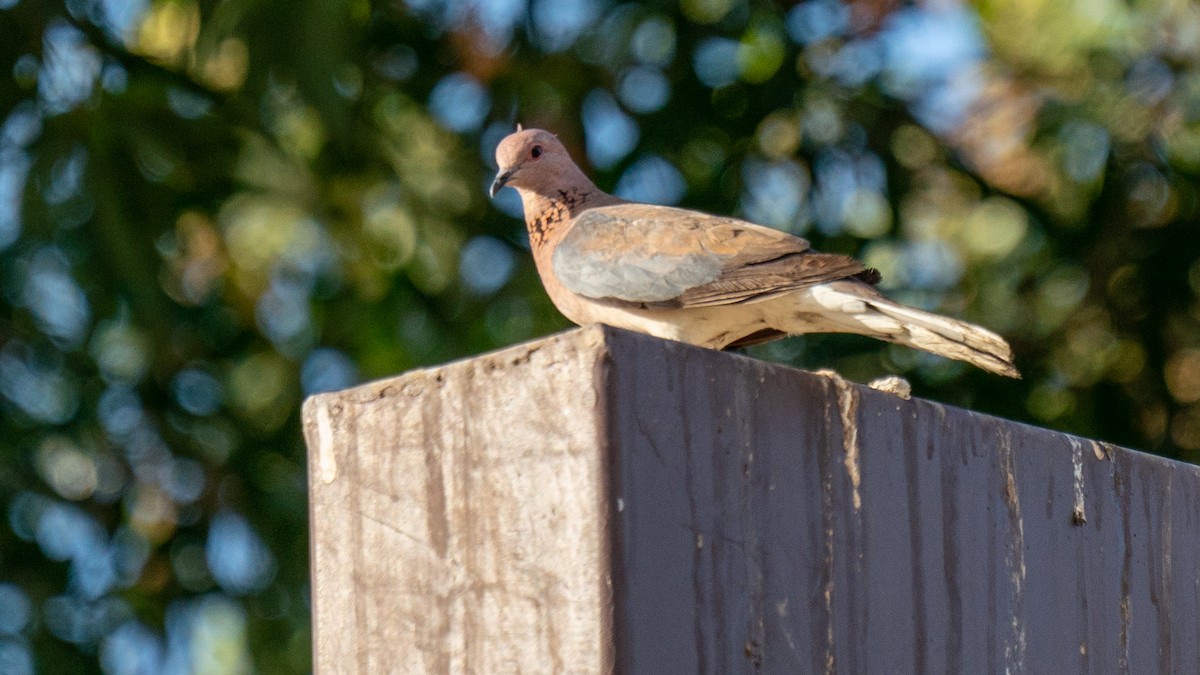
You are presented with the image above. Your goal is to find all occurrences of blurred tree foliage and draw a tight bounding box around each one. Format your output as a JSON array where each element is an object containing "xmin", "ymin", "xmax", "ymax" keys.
[{"xmin": 1, "ymin": 0, "xmax": 1200, "ymax": 671}]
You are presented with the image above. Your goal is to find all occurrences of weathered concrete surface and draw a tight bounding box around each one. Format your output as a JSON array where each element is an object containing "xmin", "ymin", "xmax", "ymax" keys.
[
  {"xmin": 303, "ymin": 326, "xmax": 1200, "ymax": 674},
  {"xmin": 303, "ymin": 329, "xmax": 614, "ymax": 674}
]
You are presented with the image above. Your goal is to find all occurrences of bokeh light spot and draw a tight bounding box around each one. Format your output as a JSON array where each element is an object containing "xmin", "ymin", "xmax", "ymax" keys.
[
  {"xmin": 0, "ymin": 343, "xmax": 80, "ymax": 424},
  {"xmin": 20, "ymin": 248, "xmax": 90, "ymax": 347},
  {"xmin": 184, "ymin": 595, "xmax": 253, "ymax": 675},
  {"xmin": 738, "ymin": 20, "xmax": 787, "ymax": 84},
  {"xmin": 39, "ymin": 23, "xmax": 102, "ymax": 115},
  {"xmin": 1171, "ymin": 407, "xmax": 1200, "ymax": 451},
  {"xmin": 1166, "ymin": 349, "xmax": 1200, "ymax": 404},
  {"xmin": 301, "ymin": 349, "xmax": 358, "ymax": 395},
  {"xmin": 787, "ymin": 0, "xmax": 850, "ymax": 45},
  {"xmin": 756, "ymin": 112, "xmax": 801, "ymax": 159},
  {"xmin": 0, "ymin": 640, "xmax": 34, "ymax": 675},
  {"xmin": 1028, "ymin": 382, "xmax": 1076, "ymax": 421},
  {"xmin": 903, "ymin": 240, "xmax": 963, "ymax": 290},
  {"xmin": 679, "ymin": 136, "xmax": 726, "ymax": 186},
  {"xmin": 631, "ymin": 16, "xmax": 676, "ymax": 66},
  {"xmin": 614, "ymin": 155, "xmax": 686, "ymax": 205},
  {"xmin": 582, "ymin": 89, "xmax": 638, "ymax": 169},
  {"xmin": 0, "ymin": 585, "xmax": 32, "ymax": 635},
  {"xmin": 618, "ymin": 67, "xmax": 670, "ymax": 114},
  {"xmin": 428, "ymin": 73, "xmax": 490, "ymax": 133},
  {"xmin": 0, "ymin": 151, "xmax": 31, "ymax": 251},
  {"xmin": 206, "ymin": 512, "xmax": 276, "ymax": 595},
  {"xmin": 173, "ymin": 369, "xmax": 223, "ymax": 416},
  {"xmin": 37, "ymin": 436, "xmax": 98, "ymax": 501},
  {"xmin": 1059, "ymin": 121, "xmax": 1110, "ymax": 183},
  {"xmin": 0, "ymin": 148, "xmax": 31, "ymax": 250},
  {"xmin": 681, "ymin": 0, "xmax": 734, "ymax": 25},
  {"xmin": 201, "ymin": 38, "xmax": 249, "ymax": 91},
  {"xmin": 100, "ymin": 621, "xmax": 163, "ymax": 675},
  {"xmin": 740, "ymin": 159, "xmax": 810, "ymax": 233},
  {"xmin": 961, "ymin": 197, "xmax": 1027, "ymax": 259},
  {"xmin": 459, "ymin": 236, "xmax": 516, "ymax": 295},
  {"xmin": 362, "ymin": 186, "xmax": 418, "ymax": 269},
  {"xmin": 372, "ymin": 44, "xmax": 418, "ymax": 81},
  {"xmin": 228, "ymin": 352, "xmax": 293, "ymax": 430},
  {"xmin": 693, "ymin": 38, "xmax": 740, "ymax": 88},
  {"xmin": 891, "ymin": 124, "xmax": 938, "ymax": 169},
  {"xmin": 135, "ymin": 0, "xmax": 200, "ymax": 63},
  {"xmin": 128, "ymin": 483, "xmax": 177, "ymax": 544},
  {"xmin": 90, "ymin": 321, "xmax": 152, "ymax": 384},
  {"xmin": 842, "ymin": 190, "xmax": 892, "ymax": 239},
  {"xmin": 166, "ymin": 87, "xmax": 213, "ymax": 119},
  {"xmin": 484, "ymin": 296, "xmax": 533, "ymax": 345},
  {"xmin": 532, "ymin": 0, "xmax": 597, "ymax": 52},
  {"xmin": 802, "ymin": 97, "xmax": 844, "ymax": 146}
]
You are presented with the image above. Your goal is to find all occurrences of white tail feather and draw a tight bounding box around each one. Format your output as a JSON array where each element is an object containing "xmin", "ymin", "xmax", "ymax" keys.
[{"xmin": 798, "ymin": 283, "xmax": 1020, "ymax": 378}]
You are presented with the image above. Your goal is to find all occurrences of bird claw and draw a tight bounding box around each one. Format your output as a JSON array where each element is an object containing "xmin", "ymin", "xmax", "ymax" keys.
[{"xmin": 867, "ymin": 375, "xmax": 912, "ymax": 400}]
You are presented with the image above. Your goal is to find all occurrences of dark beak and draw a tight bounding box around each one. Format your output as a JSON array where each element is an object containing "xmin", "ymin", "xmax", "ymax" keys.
[{"xmin": 489, "ymin": 169, "xmax": 514, "ymax": 198}]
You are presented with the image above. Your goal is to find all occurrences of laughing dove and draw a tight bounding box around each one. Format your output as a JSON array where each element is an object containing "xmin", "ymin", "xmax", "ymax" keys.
[{"xmin": 489, "ymin": 128, "xmax": 1019, "ymax": 378}]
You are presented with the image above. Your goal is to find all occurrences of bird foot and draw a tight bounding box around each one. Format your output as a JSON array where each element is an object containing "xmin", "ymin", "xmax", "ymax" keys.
[
  {"xmin": 867, "ymin": 375, "xmax": 912, "ymax": 400},
  {"xmin": 814, "ymin": 369, "xmax": 912, "ymax": 399}
]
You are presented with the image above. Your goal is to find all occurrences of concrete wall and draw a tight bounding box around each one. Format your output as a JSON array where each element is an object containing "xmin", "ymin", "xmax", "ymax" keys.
[{"xmin": 303, "ymin": 326, "xmax": 1199, "ymax": 674}]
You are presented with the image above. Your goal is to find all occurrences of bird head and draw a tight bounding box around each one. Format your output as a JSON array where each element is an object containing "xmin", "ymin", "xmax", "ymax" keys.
[{"xmin": 489, "ymin": 128, "xmax": 574, "ymax": 198}]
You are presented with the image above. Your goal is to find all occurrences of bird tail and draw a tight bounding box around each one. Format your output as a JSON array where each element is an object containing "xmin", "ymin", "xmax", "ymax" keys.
[{"xmin": 802, "ymin": 282, "xmax": 1020, "ymax": 378}]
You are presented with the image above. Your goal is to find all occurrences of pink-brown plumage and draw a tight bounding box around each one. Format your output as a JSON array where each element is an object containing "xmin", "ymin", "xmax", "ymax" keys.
[{"xmin": 490, "ymin": 128, "xmax": 1019, "ymax": 377}]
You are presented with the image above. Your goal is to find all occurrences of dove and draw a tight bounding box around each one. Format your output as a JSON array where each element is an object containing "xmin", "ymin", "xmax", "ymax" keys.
[{"xmin": 489, "ymin": 128, "xmax": 1019, "ymax": 377}]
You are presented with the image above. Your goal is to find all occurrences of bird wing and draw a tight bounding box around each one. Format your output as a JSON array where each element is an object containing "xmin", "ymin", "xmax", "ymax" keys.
[{"xmin": 552, "ymin": 203, "xmax": 873, "ymax": 308}]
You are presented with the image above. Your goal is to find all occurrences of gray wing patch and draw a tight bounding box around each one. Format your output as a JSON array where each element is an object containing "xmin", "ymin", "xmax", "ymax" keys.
[{"xmin": 552, "ymin": 211, "xmax": 722, "ymax": 303}]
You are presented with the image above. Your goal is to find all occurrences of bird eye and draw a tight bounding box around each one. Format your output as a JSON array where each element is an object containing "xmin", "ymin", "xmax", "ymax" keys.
[{"xmin": 530, "ymin": 145, "xmax": 543, "ymax": 159}]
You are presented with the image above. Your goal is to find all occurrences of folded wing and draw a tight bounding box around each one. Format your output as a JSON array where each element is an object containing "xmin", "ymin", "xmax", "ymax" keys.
[{"xmin": 552, "ymin": 203, "xmax": 873, "ymax": 309}]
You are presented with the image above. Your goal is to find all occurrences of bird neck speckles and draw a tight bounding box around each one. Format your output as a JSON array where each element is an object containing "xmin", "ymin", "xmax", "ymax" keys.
[{"xmin": 523, "ymin": 187, "xmax": 607, "ymax": 248}]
